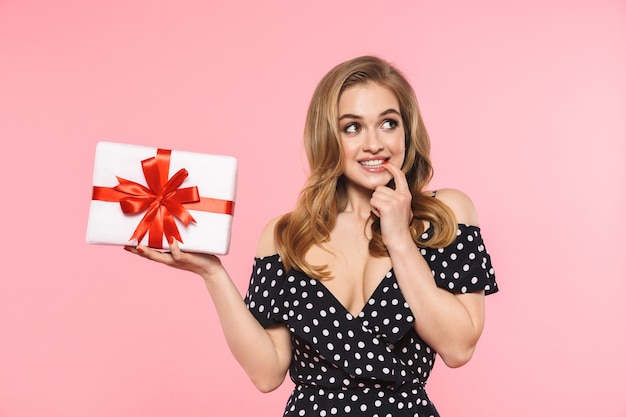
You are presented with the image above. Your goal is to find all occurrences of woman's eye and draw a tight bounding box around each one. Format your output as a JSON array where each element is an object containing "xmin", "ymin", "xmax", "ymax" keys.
[
  {"xmin": 381, "ymin": 119, "xmax": 398, "ymax": 130},
  {"xmin": 344, "ymin": 123, "xmax": 360, "ymax": 134}
]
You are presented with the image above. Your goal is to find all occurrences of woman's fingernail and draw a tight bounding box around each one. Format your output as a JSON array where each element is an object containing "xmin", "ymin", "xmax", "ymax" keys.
[
  {"xmin": 136, "ymin": 247, "xmax": 144, "ymax": 254},
  {"xmin": 123, "ymin": 246, "xmax": 132, "ymax": 252}
]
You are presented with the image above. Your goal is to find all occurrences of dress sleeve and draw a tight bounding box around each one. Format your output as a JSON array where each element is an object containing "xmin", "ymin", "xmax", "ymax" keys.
[
  {"xmin": 423, "ymin": 225, "xmax": 498, "ymax": 295},
  {"xmin": 244, "ymin": 254, "xmax": 287, "ymax": 328}
]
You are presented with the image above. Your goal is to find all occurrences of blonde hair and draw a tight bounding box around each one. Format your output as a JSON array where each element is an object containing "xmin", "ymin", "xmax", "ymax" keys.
[{"xmin": 275, "ymin": 56, "xmax": 457, "ymax": 279}]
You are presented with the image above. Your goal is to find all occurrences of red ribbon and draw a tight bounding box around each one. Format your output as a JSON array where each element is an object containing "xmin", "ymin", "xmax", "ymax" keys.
[{"xmin": 92, "ymin": 148, "xmax": 234, "ymax": 248}]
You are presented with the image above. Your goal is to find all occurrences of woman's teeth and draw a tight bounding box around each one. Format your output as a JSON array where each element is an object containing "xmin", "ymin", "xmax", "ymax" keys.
[{"xmin": 360, "ymin": 160, "xmax": 385, "ymax": 167}]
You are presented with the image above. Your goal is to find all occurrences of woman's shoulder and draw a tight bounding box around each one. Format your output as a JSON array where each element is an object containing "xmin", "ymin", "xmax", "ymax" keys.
[
  {"xmin": 255, "ymin": 213, "xmax": 287, "ymax": 258},
  {"xmin": 429, "ymin": 188, "xmax": 480, "ymax": 227}
]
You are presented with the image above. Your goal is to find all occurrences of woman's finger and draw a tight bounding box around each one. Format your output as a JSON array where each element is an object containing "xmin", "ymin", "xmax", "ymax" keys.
[{"xmin": 382, "ymin": 161, "xmax": 410, "ymax": 192}]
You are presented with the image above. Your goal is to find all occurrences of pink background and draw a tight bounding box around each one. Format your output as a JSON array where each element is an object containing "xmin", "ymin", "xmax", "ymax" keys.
[{"xmin": 1, "ymin": 1, "xmax": 625, "ymax": 416}]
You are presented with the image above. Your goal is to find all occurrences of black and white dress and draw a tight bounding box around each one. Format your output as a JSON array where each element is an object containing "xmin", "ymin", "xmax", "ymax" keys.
[{"xmin": 245, "ymin": 224, "xmax": 498, "ymax": 417}]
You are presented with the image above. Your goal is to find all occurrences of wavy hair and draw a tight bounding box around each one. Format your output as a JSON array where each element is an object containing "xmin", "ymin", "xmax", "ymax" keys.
[{"xmin": 275, "ymin": 56, "xmax": 457, "ymax": 279}]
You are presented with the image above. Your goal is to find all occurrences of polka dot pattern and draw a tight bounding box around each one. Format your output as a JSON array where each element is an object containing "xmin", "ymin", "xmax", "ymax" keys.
[
  {"xmin": 420, "ymin": 224, "xmax": 498, "ymax": 295},
  {"xmin": 244, "ymin": 224, "xmax": 497, "ymax": 416}
]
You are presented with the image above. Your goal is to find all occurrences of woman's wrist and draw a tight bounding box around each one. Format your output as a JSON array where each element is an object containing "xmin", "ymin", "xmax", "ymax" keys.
[
  {"xmin": 383, "ymin": 229, "xmax": 415, "ymax": 254},
  {"xmin": 199, "ymin": 260, "xmax": 228, "ymax": 285}
]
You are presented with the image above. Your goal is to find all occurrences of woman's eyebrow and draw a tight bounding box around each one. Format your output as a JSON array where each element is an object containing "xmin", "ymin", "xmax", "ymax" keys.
[
  {"xmin": 338, "ymin": 108, "xmax": 401, "ymax": 120},
  {"xmin": 380, "ymin": 108, "xmax": 401, "ymax": 117},
  {"xmin": 338, "ymin": 113, "xmax": 362, "ymax": 121}
]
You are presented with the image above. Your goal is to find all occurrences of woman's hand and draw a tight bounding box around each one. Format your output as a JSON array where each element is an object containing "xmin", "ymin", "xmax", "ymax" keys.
[
  {"xmin": 124, "ymin": 239, "xmax": 224, "ymax": 280},
  {"xmin": 369, "ymin": 162, "xmax": 413, "ymax": 246}
]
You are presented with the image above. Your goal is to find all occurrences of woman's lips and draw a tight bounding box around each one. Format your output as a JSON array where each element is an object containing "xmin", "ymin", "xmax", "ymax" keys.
[{"xmin": 358, "ymin": 158, "xmax": 389, "ymax": 171}]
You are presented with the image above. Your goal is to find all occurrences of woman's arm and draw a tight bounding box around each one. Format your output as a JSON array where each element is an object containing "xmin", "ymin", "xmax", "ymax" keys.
[
  {"xmin": 371, "ymin": 164, "xmax": 486, "ymax": 368},
  {"xmin": 125, "ymin": 218, "xmax": 292, "ymax": 392}
]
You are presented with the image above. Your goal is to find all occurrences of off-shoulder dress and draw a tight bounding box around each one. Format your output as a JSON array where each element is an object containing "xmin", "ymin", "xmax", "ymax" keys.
[{"xmin": 245, "ymin": 224, "xmax": 498, "ymax": 417}]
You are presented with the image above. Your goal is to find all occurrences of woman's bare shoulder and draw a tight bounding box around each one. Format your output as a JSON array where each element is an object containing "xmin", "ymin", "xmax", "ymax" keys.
[
  {"xmin": 431, "ymin": 188, "xmax": 480, "ymax": 227},
  {"xmin": 255, "ymin": 214, "xmax": 286, "ymax": 258}
]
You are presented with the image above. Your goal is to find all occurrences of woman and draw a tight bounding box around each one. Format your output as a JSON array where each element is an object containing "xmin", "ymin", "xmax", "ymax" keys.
[{"xmin": 126, "ymin": 55, "xmax": 497, "ymax": 416}]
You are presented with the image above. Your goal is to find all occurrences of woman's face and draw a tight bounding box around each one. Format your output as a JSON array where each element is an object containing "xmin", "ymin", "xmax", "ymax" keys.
[{"xmin": 338, "ymin": 82, "xmax": 405, "ymax": 192}]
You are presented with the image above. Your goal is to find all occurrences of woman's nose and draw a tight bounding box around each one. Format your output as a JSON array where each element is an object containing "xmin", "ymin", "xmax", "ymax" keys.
[{"xmin": 362, "ymin": 130, "xmax": 384, "ymax": 152}]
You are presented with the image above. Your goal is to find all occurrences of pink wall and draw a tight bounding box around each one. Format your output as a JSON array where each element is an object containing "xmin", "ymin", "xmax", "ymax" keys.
[{"xmin": 1, "ymin": 1, "xmax": 624, "ymax": 416}]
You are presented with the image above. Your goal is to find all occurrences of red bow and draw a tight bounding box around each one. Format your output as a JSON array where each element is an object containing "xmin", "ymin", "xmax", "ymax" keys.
[{"xmin": 93, "ymin": 148, "xmax": 227, "ymax": 248}]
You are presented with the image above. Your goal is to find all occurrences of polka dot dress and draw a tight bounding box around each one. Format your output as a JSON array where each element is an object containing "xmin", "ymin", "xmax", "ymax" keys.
[{"xmin": 245, "ymin": 224, "xmax": 497, "ymax": 417}]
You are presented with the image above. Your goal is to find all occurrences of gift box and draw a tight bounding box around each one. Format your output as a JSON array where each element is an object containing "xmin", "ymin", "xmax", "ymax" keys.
[{"xmin": 86, "ymin": 141, "xmax": 237, "ymax": 255}]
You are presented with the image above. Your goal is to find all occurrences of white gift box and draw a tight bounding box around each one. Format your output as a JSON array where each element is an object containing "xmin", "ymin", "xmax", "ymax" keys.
[{"xmin": 86, "ymin": 141, "xmax": 237, "ymax": 255}]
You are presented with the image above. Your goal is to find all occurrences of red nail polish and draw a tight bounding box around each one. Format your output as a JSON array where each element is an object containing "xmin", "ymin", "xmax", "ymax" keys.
[
  {"xmin": 123, "ymin": 246, "xmax": 132, "ymax": 252},
  {"xmin": 136, "ymin": 247, "xmax": 144, "ymax": 254}
]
